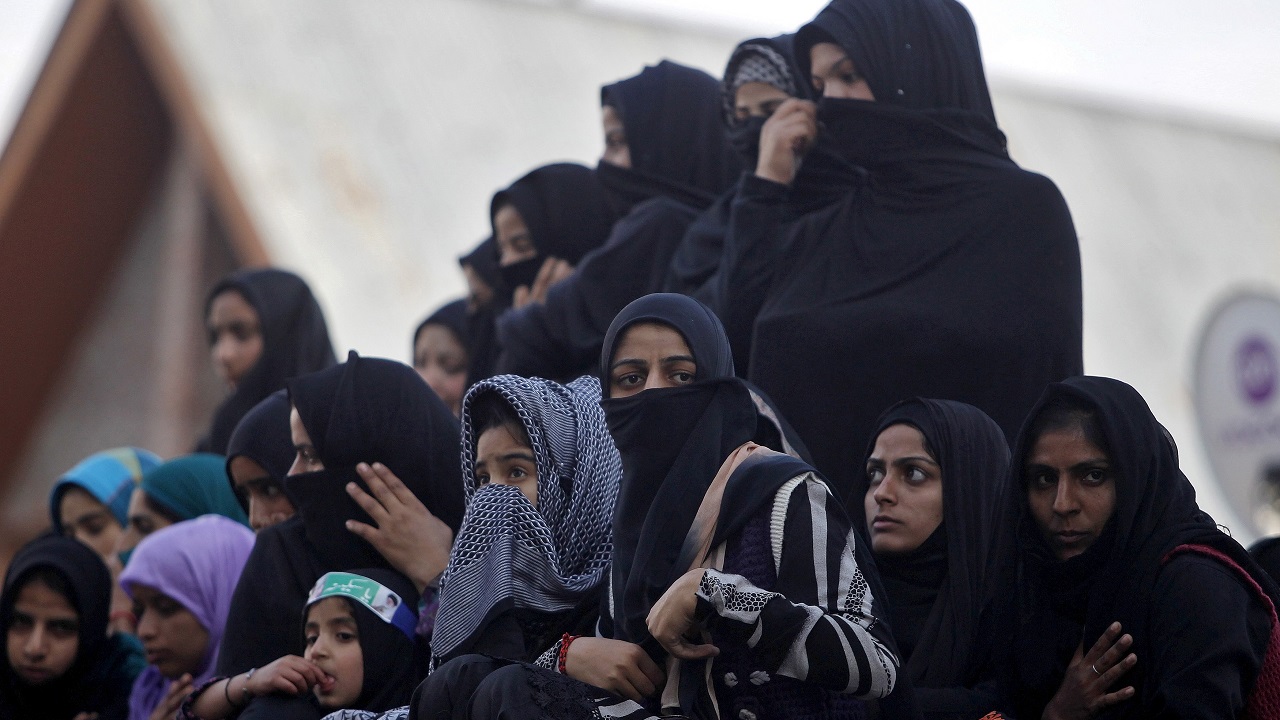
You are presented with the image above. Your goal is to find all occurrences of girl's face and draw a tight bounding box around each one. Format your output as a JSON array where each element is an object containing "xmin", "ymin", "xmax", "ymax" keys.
[
  {"xmin": 475, "ymin": 424, "xmax": 538, "ymax": 507},
  {"xmin": 229, "ymin": 456, "xmax": 295, "ymax": 532},
  {"xmin": 1026, "ymin": 425, "xmax": 1116, "ymax": 561},
  {"xmin": 115, "ymin": 488, "xmax": 174, "ymax": 560},
  {"xmin": 413, "ymin": 325, "xmax": 468, "ymax": 417},
  {"xmin": 132, "ymin": 584, "xmax": 209, "ymax": 679},
  {"xmin": 808, "ymin": 42, "xmax": 876, "ymax": 100},
  {"xmin": 206, "ymin": 289, "xmax": 264, "ymax": 389},
  {"xmin": 5, "ymin": 577, "xmax": 79, "ymax": 686},
  {"xmin": 305, "ymin": 597, "xmax": 364, "ymax": 708},
  {"xmin": 607, "ymin": 323, "xmax": 697, "ymax": 399},
  {"xmin": 864, "ymin": 424, "xmax": 944, "ymax": 555},
  {"xmin": 601, "ymin": 105, "xmax": 630, "ymax": 168},
  {"xmin": 58, "ymin": 487, "xmax": 123, "ymax": 561},
  {"xmin": 288, "ymin": 406, "xmax": 324, "ymax": 476}
]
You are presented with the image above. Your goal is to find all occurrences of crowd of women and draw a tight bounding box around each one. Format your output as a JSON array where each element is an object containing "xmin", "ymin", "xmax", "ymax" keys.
[{"xmin": 5, "ymin": 0, "xmax": 1280, "ymax": 718}]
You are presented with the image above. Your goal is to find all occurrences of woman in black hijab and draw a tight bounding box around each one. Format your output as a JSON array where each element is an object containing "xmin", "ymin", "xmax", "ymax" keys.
[
  {"xmin": 494, "ymin": 62, "xmax": 741, "ymax": 381},
  {"xmin": 216, "ymin": 353, "xmax": 464, "ymax": 687},
  {"xmin": 999, "ymin": 376, "xmax": 1280, "ymax": 719},
  {"xmin": 863, "ymin": 398, "xmax": 1008, "ymax": 719},
  {"xmin": 458, "ymin": 238, "xmax": 503, "ymax": 388},
  {"xmin": 1, "ymin": 534, "xmax": 144, "ymax": 720},
  {"xmin": 734, "ymin": 0, "xmax": 1082, "ymax": 511},
  {"xmin": 454, "ymin": 294, "xmax": 903, "ymax": 720},
  {"xmin": 202, "ymin": 268, "xmax": 338, "ymax": 454},
  {"xmin": 226, "ymin": 390, "xmax": 297, "ymax": 532},
  {"xmin": 412, "ymin": 299, "xmax": 470, "ymax": 417}
]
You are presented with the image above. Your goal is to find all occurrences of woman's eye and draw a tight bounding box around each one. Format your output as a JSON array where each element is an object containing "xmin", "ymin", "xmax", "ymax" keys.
[
  {"xmin": 154, "ymin": 598, "xmax": 181, "ymax": 617},
  {"xmin": 615, "ymin": 373, "xmax": 642, "ymax": 388},
  {"xmin": 337, "ymin": 631, "xmax": 357, "ymax": 642},
  {"xmin": 866, "ymin": 467, "xmax": 884, "ymax": 484},
  {"xmin": 906, "ymin": 466, "xmax": 928, "ymax": 484},
  {"xmin": 476, "ymin": 473, "xmax": 490, "ymax": 485},
  {"xmin": 263, "ymin": 484, "xmax": 282, "ymax": 498},
  {"xmin": 672, "ymin": 371, "xmax": 694, "ymax": 384},
  {"xmin": 48, "ymin": 620, "xmax": 78, "ymax": 638},
  {"xmin": 510, "ymin": 467, "xmax": 528, "ymax": 479},
  {"xmin": 207, "ymin": 329, "xmax": 220, "ymax": 347},
  {"xmin": 1084, "ymin": 469, "xmax": 1108, "ymax": 486},
  {"xmin": 10, "ymin": 614, "xmax": 32, "ymax": 630},
  {"xmin": 305, "ymin": 634, "xmax": 318, "ymax": 647}
]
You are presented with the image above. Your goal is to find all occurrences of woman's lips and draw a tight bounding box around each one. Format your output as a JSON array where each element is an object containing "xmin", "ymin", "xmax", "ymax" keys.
[
  {"xmin": 317, "ymin": 674, "xmax": 336, "ymax": 693},
  {"xmin": 871, "ymin": 515, "xmax": 901, "ymax": 532},
  {"xmin": 1055, "ymin": 530, "xmax": 1089, "ymax": 547},
  {"xmin": 16, "ymin": 665, "xmax": 53, "ymax": 683}
]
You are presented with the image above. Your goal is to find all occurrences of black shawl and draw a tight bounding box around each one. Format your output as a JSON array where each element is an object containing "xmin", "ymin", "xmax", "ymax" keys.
[
  {"xmin": 458, "ymin": 238, "xmax": 504, "ymax": 387},
  {"xmin": 202, "ymin": 268, "xmax": 337, "ymax": 454},
  {"xmin": 866, "ymin": 398, "xmax": 1008, "ymax": 689},
  {"xmin": 747, "ymin": 0, "xmax": 1081, "ymax": 511},
  {"xmin": 217, "ymin": 353, "xmax": 464, "ymax": 675},
  {"xmin": 597, "ymin": 60, "xmax": 741, "ymax": 212},
  {"xmin": 224, "ymin": 389, "xmax": 294, "ymax": 513},
  {"xmin": 1, "ymin": 535, "xmax": 140, "ymax": 720},
  {"xmin": 1001, "ymin": 376, "xmax": 1280, "ymax": 719}
]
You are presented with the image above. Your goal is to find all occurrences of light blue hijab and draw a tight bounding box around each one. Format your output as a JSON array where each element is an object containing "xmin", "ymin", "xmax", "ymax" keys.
[{"xmin": 49, "ymin": 447, "xmax": 162, "ymax": 529}]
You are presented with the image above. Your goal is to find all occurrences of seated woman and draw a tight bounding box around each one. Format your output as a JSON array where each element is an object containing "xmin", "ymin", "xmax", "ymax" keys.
[
  {"xmin": 115, "ymin": 454, "xmax": 249, "ymax": 564},
  {"xmin": 181, "ymin": 569, "xmax": 421, "ymax": 720},
  {"xmin": 202, "ymin": 268, "xmax": 337, "ymax": 454},
  {"xmin": 1, "ymin": 534, "xmax": 145, "ymax": 720},
  {"xmin": 226, "ymin": 390, "xmax": 297, "ymax": 532},
  {"xmin": 863, "ymin": 398, "xmax": 1008, "ymax": 719},
  {"xmin": 999, "ymin": 376, "xmax": 1280, "ymax": 719},
  {"xmin": 412, "ymin": 299, "xmax": 470, "ymax": 417},
  {"xmin": 437, "ymin": 294, "xmax": 902, "ymax": 720},
  {"xmin": 216, "ymin": 352, "xmax": 464, "ymax": 684},
  {"xmin": 119, "ymin": 515, "xmax": 255, "ymax": 720}
]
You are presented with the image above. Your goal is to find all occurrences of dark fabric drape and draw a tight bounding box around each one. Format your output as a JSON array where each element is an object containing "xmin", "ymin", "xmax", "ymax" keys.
[
  {"xmin": 339, "ymin": 568, "xmax": 423, "ymax": 712},
  {"xmin": 218, "ymin": 353, "xmax": 464, "ymax": 676},
  {"xmin": 459, "ymin": 238, "xmax": 505, "ymax": 387},
  {"xmin": 1, "ymin": 535, "xmax": 140, "ymax": 720},
  {"xmin": 866, "ymin": 398, "xmax": 1009, "ymax": 691},
  {"xmin": 202, "ymin": 268, "xmax": 337, "ymax": 454},
  {"xmin": 224, "ymin": 389, "xmax": 294, "ymax": 512},
  {"xmin": 1000, "ymin": 376, "xmax": 1280, "ymax": 719},
  {"xmin": 747, "ymin": 0, "xmax": 1081, "ymax": 510}
]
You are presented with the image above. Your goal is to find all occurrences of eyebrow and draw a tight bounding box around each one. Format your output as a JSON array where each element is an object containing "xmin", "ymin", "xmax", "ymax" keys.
[
  {"xmin": 499, "ymin": 452, "xmax": 536, "ymax": 463},
  {"xmin": 812, "ymin": 51, "xmax": 853, "ymax": 79},
  {"xmin": 891, "ymin": 455, "xmax": 939, "ymax": 467},
  {"xmin": 657, "ymin": 355, "xmax": 696, "ymax": 365}
]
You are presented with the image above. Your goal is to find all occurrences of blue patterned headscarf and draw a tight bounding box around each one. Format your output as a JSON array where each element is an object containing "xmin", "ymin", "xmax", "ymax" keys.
[
  {"xmin": 431, "ymin": 375, "xmax": 621, "ymax": 664},
  {"xmin": 50, "ymin": 447, "xmax": 163, "ymax": 529}
]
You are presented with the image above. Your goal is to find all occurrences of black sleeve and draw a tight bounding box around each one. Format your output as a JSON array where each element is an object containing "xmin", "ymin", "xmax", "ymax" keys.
[
  {"xmin": 1141, "ymin": 554, "xmax": 1272, "ymax": 719},
  {"xmin": 216, "ymin": 522, "xmax": 313, "ymax": 676}
]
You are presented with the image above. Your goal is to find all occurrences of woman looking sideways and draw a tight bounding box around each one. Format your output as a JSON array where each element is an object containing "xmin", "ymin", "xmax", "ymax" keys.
[
  {"xmin": 863, "ymin": 398, "xmax": 1008, "ymax": 719},
  {"xmin": 1000, "ymin": 376, "xmax": 1280, "ymax": 719}
]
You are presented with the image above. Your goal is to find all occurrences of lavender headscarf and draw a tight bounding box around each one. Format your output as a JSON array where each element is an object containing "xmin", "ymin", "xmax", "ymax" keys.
[{"xmin": 120, "ymin": 515, "xmax": 255, "ymax": 720}]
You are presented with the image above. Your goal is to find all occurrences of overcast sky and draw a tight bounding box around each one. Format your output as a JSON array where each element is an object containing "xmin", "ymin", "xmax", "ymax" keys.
[{"xmin": 2, "ymin": 0, "xmax": 1278, "ymax": 148}]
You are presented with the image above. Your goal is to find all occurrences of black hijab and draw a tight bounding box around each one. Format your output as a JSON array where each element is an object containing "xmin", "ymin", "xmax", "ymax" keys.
[
  {"xmin": 747, "ymin": 0, "xmax": 1081, "ymax": 511},
  {"xmin": 459, "ymin": 238, "xmax": 503, "ymax": 387},
  {"xmin": 217, "ymin": 353, "xmax": 464, "ymax": 676},
  {"xmin": 599, "ymin": 294, "xmax": 808, "ymax": 655},
  {"xmin": 866, "ymin": 398, "xmax": 1008, "ymax": 688},
  {"xmin": 597, "ymin": 60, "xmax": 741, "ymax": 212},
  {"xmin": 1, "ymin": 535, "xmax": 138, "ymax": 720},
  {"xmin": 224, "ymin": 389, "xmax": 294, "ymax": 513},
  {"xmin": 1002, "ymin": 376, "xmax": 1280, "ymax": 718},
  {"xmin": 414, "ymin": 299, "xmax": 468, "ymax": 356},
  {"xmin": 489, "ymin": 163, "xmax": 619, "ymax": 301},
  {"xmin": 203, "ymin": 268, "xmax": 337, "ymax": 454}
]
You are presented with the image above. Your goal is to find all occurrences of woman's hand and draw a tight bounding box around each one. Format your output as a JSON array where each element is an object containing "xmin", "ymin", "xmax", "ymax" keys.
[
  {"xmin": 647, "ymin": 568, "xmax": 719, "ymax": 661},
  {"xmin": 149, "ymin": 673, "xmax": 192, "ymax": 720},
  {"xmin": 564, "ymin": 637, "xmax": 665, "ymax": 702},
  {"xmin": 513, "ymin": 258, "xmax": 574, "ymax": 309},
  {"xmin": 246, "ymin": 655, "xmax": 327, "ymax": 696},
  {"xmin": 755, "ymin": 99, "xmax": 818, "ymax": 186},
  {"xmin": 1043, "ymin": 622, "xmax": 1137, "ymax": 720},
  {"xmin": 347, "ymin": 463, "xmax": 454, "ymax": 594}
]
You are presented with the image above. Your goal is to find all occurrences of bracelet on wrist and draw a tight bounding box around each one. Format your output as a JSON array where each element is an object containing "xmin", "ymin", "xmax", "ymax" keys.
[
  {"xmin": 557, "ymin": 633, "xmax": 578, "ymax": 674},
  {"xmin": 241, "ymin": 668, "xmax": 256, "ymax": 706}
]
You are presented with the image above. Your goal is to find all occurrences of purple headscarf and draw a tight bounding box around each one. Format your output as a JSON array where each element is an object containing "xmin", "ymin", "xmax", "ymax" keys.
[{"xmin": 119, "ymin": 515, "xmax": 255, "ymax": 720}]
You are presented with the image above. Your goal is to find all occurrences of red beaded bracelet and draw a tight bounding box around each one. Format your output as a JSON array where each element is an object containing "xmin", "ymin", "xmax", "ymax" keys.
[{"xmin": 557, "ymin": 633, "xmax": 578, "ymax": 674}]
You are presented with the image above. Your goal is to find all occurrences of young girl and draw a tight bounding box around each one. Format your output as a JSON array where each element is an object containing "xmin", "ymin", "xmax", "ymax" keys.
[
  {"xmin": 119, "ymin": 515, "xmax": 255, "ymax": 720},
  {"xmin": 181, "ymin": 569, "xmax": 420, "ymax": 720},
  {"xmin": 1, "ymin": 535, "xmax": 144, "ymax": 720},
  {"xmin": 115, "ymin": 454, "xmax": 250, "ymax": 564},
  {"xmin": 50, "ymin": 447, "xmax": 162, "ymax": 562}
]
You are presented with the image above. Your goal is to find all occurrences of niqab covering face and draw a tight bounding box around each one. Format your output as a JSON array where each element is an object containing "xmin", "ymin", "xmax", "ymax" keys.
[
  {"xmin": 203, "ymin": 269, "xmax": 337, "ymax": 454},
  {"xmin": 1, "ymin": 535, "xmax": 126, "ymax": 720},
  {"xmin": 1003, "ymin": 376, "xmax": 1280, "ymax": 717},
  {"xmin": 431, "ymin": 375, "xmax": 621, "ymax": 664},
  {"xmin": 50, "ymin": 447, "xmax": 162, "ymax": 530},
  {"xmin": 865, "ymin": 397, "xmax": 1008, "ymax": 687},
  {"xmin": 748, "ymin": 0, "xmax": 1081, "ymax": 511},
  {"xmin": 140, "ymin": 454, "xmax": 249, "ymax": 527},
  {"xmin": 597, "ymin": 60, "xmax": 741, "ymax": 211},
  {"xmin": 120, "ymin": 516, "xmax": 255, "ymax": 720}
]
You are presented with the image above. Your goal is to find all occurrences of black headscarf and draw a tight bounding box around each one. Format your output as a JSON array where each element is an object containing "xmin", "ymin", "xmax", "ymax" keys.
[
  {"xmin": 414, "ymin": 299, "xmax": 468, "ymax": 356},
  {"xmin": 597, "ymin": 60, "xmax": 741, "ymax": 212},
  {"xmin": 1002, "ymin": 376, "xmax": 1280, "ymax": 718},
  {"xmin": 202, "ymin": 268, "xmax": 337, "ymax": 454},
  {"xmin": 1, "ymin": 535, "xmax": 140, "ymax": 720},
  {"xmin": 747, "ymin": 0, "xmax": 1081, "ymax": 512},
  {"xmin": 217, "ymin": 353, "xmax": 464, "ymax": 676},
  {"xmin": 459, "ymin": 238, "xmax": 503, "ymax": 387},
  {"xmin": 599, "ymin": 294, "xmax": 808, "ymax": 655},
  {"xmin": 224, "ymin": 389, "xmax": 294, "ymax": 513},
  {"xmin": 489, "ymin": 164, "xmax": 619, "ymax": 301},
  {"xmin": 865, "ymin": 398, "xmax": 1008, "ymax": 688}
]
